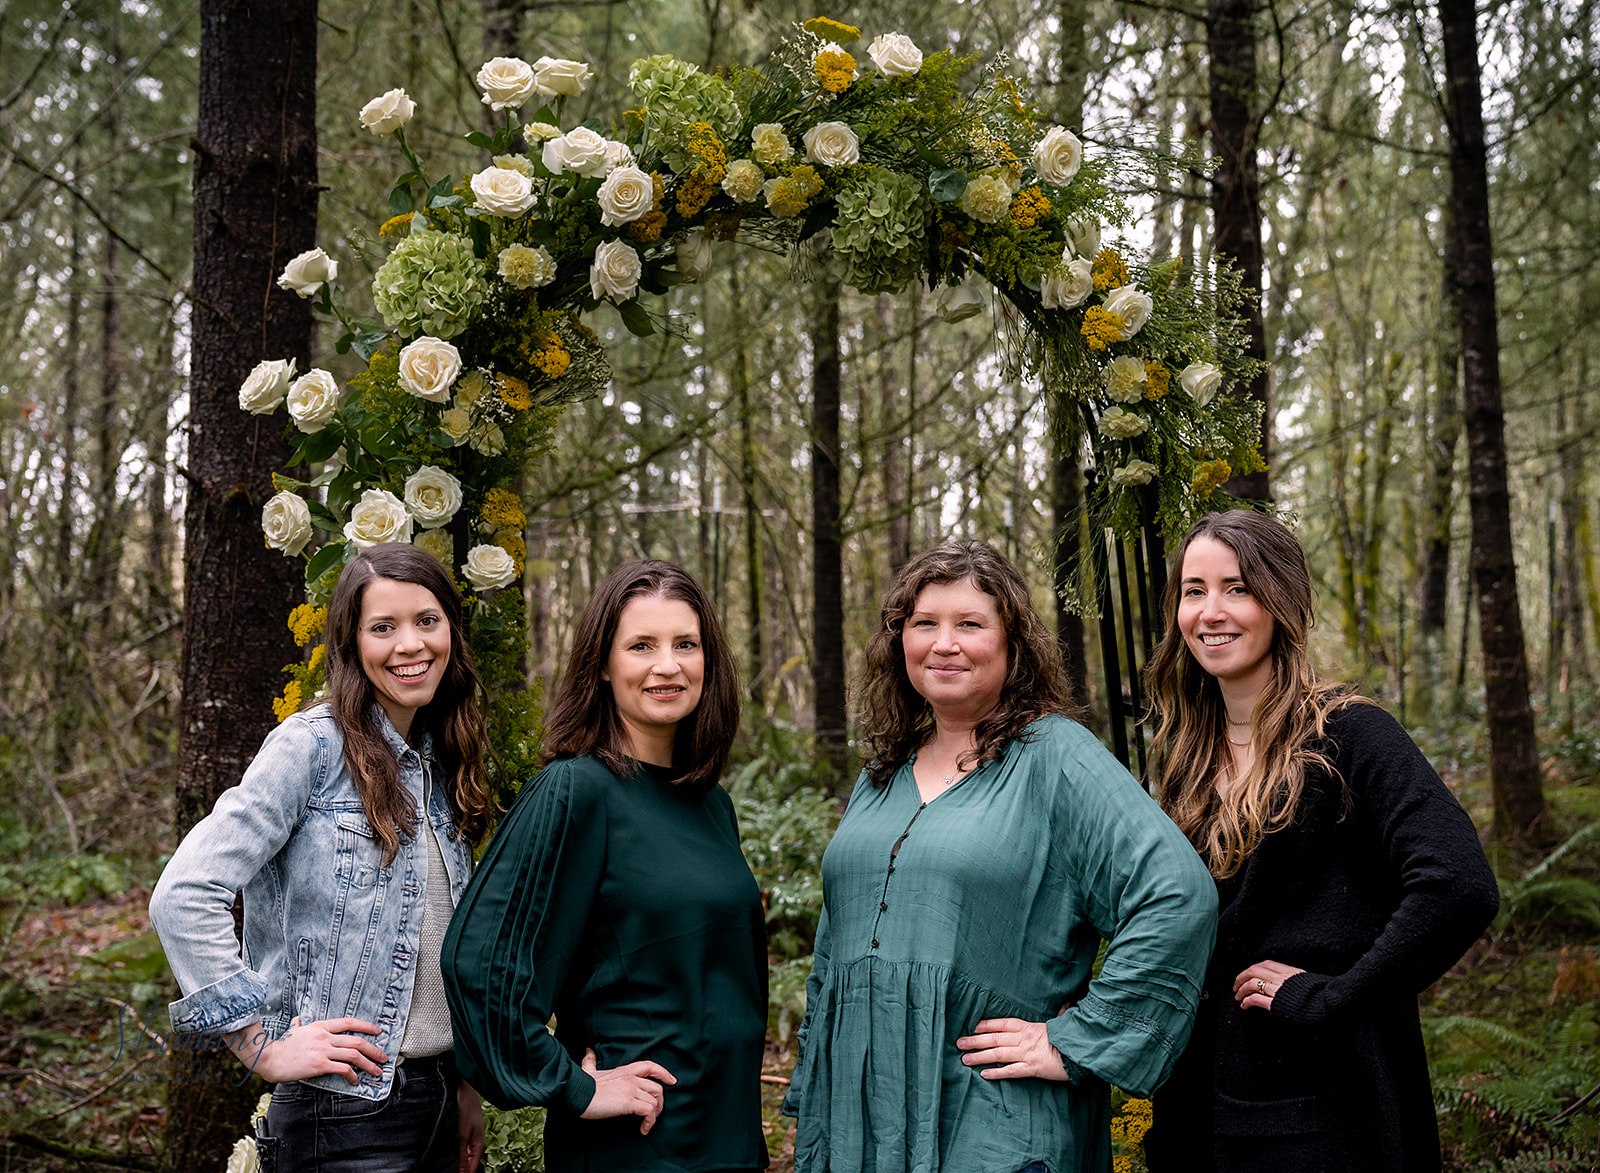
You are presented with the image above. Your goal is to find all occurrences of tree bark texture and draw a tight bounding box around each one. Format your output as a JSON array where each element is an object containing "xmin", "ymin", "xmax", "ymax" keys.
[
  {"xmin": 163, "ymin": 0, "xmax": 318, "ymax": 1167},
  {"xmin": 810, "ymin": 275, "xmax": 849, "ymax": 795},
  {"xmin": 1437, "ymin": 0, "xmax": 1550, "ymax": 842},
  {"xmin": 1207, "ymin": 0, "xmax": 1271, "ymax": 502}
]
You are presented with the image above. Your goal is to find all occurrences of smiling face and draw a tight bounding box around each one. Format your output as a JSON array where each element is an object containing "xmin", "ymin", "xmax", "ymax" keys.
[
  {"xmin": 1177, "ymin": 536, "xmax": 1276, "ymax": 702},
  {"xmin": 603, "ymin": 593, "xmax": 706, "ymax": 765},
  {"xmin": 901, "ymin": 578, "xmax": 1009, "ymax": 725},
  {"xmin": 357, "ymin": 577, "xmax": 452, "ymax": 740}
]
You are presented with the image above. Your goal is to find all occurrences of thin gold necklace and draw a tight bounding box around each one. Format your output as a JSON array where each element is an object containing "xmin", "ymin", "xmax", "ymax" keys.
[{"xmin": 1226, "ymin": 733, "xmax": 1251, "ymax": 747}]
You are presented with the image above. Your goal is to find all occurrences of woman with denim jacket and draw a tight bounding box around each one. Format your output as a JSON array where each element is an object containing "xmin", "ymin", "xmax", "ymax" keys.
[{"xmin": 150, "ymin": 543, "xmax": 496, "ymax": 1173}]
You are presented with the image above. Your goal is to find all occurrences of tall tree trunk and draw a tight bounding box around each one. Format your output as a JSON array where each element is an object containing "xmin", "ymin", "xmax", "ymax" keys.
[
  {"xmin": 810, "ymin": 272, "xmax": 849, "ymax": 795},
  {"xmin": 162, "ymin": 0, "xmax": 318, "ymax": 1167},
  {"xmin": 878, "ymin": 294, "xmax": 911, "ymax": 578},
  {"xmin": 1208, "ymin": 0, "xmax": 1270, "ymax": 502},
  {"xmin": 1417, "ymin": 211, "xmax": 1463, "ymax": 715},
  {"xmin": 1438, "ymin": 0, "xmax": 1550, "ymax": 843},
  {"xmin": 731, "ymin": 271, "xmax": 765, "ymax": 707}
]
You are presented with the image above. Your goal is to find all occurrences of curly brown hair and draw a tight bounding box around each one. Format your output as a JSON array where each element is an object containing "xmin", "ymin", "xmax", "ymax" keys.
[{"xmin": 857, "ymin": 540, "xmax": 1078, "ymax": 787}]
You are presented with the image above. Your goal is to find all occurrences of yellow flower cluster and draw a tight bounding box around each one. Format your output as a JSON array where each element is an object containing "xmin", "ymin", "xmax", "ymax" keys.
[
  {"xmin": 272, "ymin": 679, "xmax": 303, "ymax": 723},
  {"xmin": 803, "ymin": 16, "xmax": 860, "ymax": 42},
  {"xmin": 1081, "ymin": 306, "xmax": 1126, "ymax": 351},
  {"xmin": 307, "ymin": 644, "xmax": 326, "ymax": 673},
  {"xmin": 676, "ymin": 174, "xmax": 720, "ymax": 218},
  {"xmin": 288, "ymin": 603, "xmax": 327, "ymax": 648},
  {"xmin": 530, "ymin": 338, "xmax": 571, "ymax": 379},
  {"xmin": 1109, "ymin": 1097, "xmax": 1153, "ymax": 1173},
  {"xmin": 481, "ymin": 486, "xmax": 526, "ymax": 530},
  {"xmin": 498, "ymin": 374, "xmax": 534, "ymax": 410},
  {"xmin": 813, "ymin": 48, "xmax": 858, "ymax": 93},
  {"xmin": 495, "ymin": 530, "xmax": 527, "ymax": 575},
  {"xmin": 767, "ymin": 165, "xmax": 824, "ymax": 218},
  {"xmin": 626, "ymin": 210, "xmax": 667, "ymax": 243},
  {"xmin": 684, "ymin": 122, "xmax": 728, "ymax": 184},
  {"xmin": 1093, "ymin": 247, "xmax": 1130, "ymax": 292},
  {"xmin": 1010, "ymin": 186, "xmax": 1051, "ymax": 228},
  {"xmin": 1191, "ymin": 458, "xmax": 1232, "ymax": 498},
  {"xmin": 378, "ymin": 212, "xmax": 415, "ymax": 238},
  {"xmin": 1143, "ymin": 361, "xmax": 1171, "ymax": 400}
]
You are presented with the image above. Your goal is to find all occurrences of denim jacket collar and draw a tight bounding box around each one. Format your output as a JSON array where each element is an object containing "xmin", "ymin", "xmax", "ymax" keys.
[{"xmin": 372, "ymin": 703, "xmax": 434, "ymax": 765}]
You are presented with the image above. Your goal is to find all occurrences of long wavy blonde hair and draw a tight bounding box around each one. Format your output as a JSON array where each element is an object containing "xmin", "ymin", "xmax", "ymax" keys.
[{"xmin": 1145, "ymin": 511, "xmax": 1364, "ymax": 878}]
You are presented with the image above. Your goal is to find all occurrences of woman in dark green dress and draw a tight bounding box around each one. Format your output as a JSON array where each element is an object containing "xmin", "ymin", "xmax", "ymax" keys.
[{"xmin": 442, "ymin": 560, "xmax": 768, "ymax": 1172}]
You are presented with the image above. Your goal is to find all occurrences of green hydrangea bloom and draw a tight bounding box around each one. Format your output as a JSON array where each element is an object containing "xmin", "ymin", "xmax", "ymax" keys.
[
  {"xmin": 831, "ymin": 170, "xmax": 929, "ymax": 295},
  {"xmin": 627, "ymin": 54, "xmax": 742, "ymax": 140},
  {"xmin": 371, "ymin": 228, "xmax": 489, "ymax": 341}
]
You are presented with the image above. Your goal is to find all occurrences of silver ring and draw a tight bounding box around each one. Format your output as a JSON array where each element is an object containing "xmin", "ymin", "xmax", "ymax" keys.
[{"xmin": 1256, "ymin": 979, "xmax": 1267, "ymax": 994}]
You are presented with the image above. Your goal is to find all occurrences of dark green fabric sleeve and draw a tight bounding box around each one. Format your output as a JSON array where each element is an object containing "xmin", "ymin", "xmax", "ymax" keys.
[{"xmin": 442, "ymin": 759, "xmax": 602, "ymax": 1114}]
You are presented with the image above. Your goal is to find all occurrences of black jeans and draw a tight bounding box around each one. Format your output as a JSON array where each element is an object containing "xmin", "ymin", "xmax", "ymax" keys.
[
  {"xmin": 1017, "ymin": 1164, "xmax": 1051, "ymax": 1173},
  {"xmin": 259, "ymin": 1056, "xmax": 458, "ymax": 1173}
]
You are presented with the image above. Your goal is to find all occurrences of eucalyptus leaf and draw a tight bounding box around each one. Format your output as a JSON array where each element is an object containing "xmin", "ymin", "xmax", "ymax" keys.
[{"xmin": 928, "ymin": 168, "xmax": 969, "ymax": 202}]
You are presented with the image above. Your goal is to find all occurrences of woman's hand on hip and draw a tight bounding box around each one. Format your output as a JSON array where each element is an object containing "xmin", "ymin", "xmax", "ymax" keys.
[
  {"xmin": 1233, "ymin": 960, "xmax": 1305, "ymax": 1011},
  {"xmin": 956, "ymin": 1018, "xmax": 1069, "ymax": 1081},
  {"xmin": 579, "ymin": 1048, "xmax": 678, "ymax": 1134},
  {"xmin": 225, "ymin": 1015, "xmax": 387, "ymax": 1085}
]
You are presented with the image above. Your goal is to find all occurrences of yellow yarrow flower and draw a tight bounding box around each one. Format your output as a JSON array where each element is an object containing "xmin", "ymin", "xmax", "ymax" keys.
[
  {"xmin": 1092, "ymin": 247, "xmax": 1130, "ymax": 292},
  {"xmin": 1081, "ymin": 306, "xmax": 1126, "ymax": 351},
  {"xmin": 531, "ymin": 342, "xmax": 571, "ymax": 379},
  {"xmin": 1191, "ymin": 458, "xmax": 1232, "ymax": 498},
  {"xmin": 288, "ymin": 603, "xmax": 327, "ymax": 647},
  {"xmin": 498, "ymin": 374, "xmax": 533, "ymax": 410},
  {"xmin": 1143, "ymin": 361, "xmax": 1171, "ymax": 400},
  {"xmin": 675, "ymin": 174, "xmax": 719, "ymax": 218},
  {"xmin": 495, "ymin": 530, "xmax": 528, "ymax": 575},
  {"xmin": 684, "ymin": 122, "xmax": 728, "ymax": 184},
  {"xmin": 272, "ymin": 678, "xmax": 303, "ymax": 723},
  {"xmin": 378, "ymin": 212, "xmax": 415, "ymax": 238},
  {"xmin": 626, "ymin": 210, "xmax": 668, "ymax": 243},
  {"xmin": 812, "ymin": 48, "xmax": 858, "ymax": 93},
  {"xmin": 766, "ymin": 165, "xmax": 824, "ymax": 218},
  {"xmin": 1010, "ymin": 186, "xmax": 1051, "ymax": 228},
  {"xmin": 307, "ymin": 644, "xmax": 326, "ymax": 673},
  {"xmin": 480, "ymin": 487, "xmax": 526, "ymax": 530},
  {"xmin": 803, "ymin": 16, "xmax": 861, "ymax": 43}
]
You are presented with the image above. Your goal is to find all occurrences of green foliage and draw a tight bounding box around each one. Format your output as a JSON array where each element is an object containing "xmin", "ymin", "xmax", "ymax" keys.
[
  {"xmin": 0, "ymin": 852, "xmax": 131, "ymax": 907},
  {"xmin": 483, "ymin": 1102, "xmax": 547, "ymax": 1172}
]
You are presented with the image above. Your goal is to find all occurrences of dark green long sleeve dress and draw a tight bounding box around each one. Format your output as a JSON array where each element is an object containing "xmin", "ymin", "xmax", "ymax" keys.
[{"xmin": 441, "ymin": 754, "xmax": 769, "ymax": 1172}]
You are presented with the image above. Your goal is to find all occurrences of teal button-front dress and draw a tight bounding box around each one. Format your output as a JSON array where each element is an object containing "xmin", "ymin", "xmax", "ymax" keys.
[{"xmin": 784, "ymin": 716, "xmax": 1217, "ymax": 1173}]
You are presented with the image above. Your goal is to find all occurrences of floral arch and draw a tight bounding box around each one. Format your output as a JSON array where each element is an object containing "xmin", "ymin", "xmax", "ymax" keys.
[{"xmin": 243, "ymin": 18, "xmax": 1262, "ymax": 772}]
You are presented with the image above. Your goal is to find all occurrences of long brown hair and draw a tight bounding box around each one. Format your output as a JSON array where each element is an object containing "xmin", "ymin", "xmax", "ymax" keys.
[
  {"xmin": 542, "ymin": 560, "xmax": 739, "ymax": 790},
  {"xmin": 858, "ymin": 540, "xmax": 1077, "ymax": 787},
  {"xmin": 323, "ymin": 543, "xmax": 493, "ymax": 863},
  {"xmin": 1145, "ymin": 510, "xmax": 1363, "ymax": 878}
]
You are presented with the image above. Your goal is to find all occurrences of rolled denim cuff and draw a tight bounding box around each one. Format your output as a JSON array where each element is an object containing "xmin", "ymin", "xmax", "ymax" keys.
[{"xmin": 168, "ymin": 967, "xmax": 269, "ymax": 1035}]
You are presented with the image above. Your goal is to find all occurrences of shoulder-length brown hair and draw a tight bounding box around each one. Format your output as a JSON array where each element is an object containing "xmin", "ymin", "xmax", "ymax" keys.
[
  {"xmin": 1145, "ymin": 510, "xmax": 1363, "ymax": 878},
  {"xmin": 857, "ymin": 540, "xmax": 1077, "ymax": 787},
  {"xmin": 322, "ymin": 543, "xmax": 493, "ymax": 864},
  {"xmin": 541, "ymin": 559, "xmax": 739, "ymax": 790}
]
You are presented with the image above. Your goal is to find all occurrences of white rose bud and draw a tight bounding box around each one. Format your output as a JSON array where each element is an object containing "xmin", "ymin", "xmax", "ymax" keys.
[
  {"xmin": 541, "ymin": 127, "xmax": 610, "ymax": 177},
  {"xmin": 476, "ymin": 56, "xmax": 537, "ymax": 110},
  {"xmin": 603, "ymin": 139, "xmax": 636, "ymax": 174},
  {"xmin": 470, "ymin": 166, "xmax": 536, "ymax": 217},
  {"xmin": 403, "ymin": 465, "xmax": 464, "ymax": 529},
  {"xmin": 286, "ymin": 368, "xmax": 342, "ymax": 433},
  {"xmin": 532, "ymin": 56, "xmax": 593, "ymax": 98},
  {"xmin": 803, "ymin": 121, "xmax": 860, "ymax": 167},
  {"xmin": 676, "ymin": 230, "xmax": 713, "ymax": 283},
  {"xmin": 1032, "ymin": 126, "xmax": 1084, "ymax": 186},
  {"xmin": 276, "ymin": 247, "xmax": 338, "ymax": 298},
  {"xmin": 867, "ymin": 32, "xmax": 923, "ymax": 77},
  {"xmin": 358, "ymin": 88, "xmax": 415, "ymax": 136},
  {"xmin": 1102, "ymin": 285, "xmax": 1154, "ymax": 340},
  {"xmin": 596, "ymin": 165, "xmax": 654, "ymax": 226},
  {"xmin": 589, "ymin": 239, "xmax": 642, "ymax": 303},
  {"xmin": 238, "ymin": 358, "xmax": 296, "ymax": 414},
  {"xmin": 261, "ymin": 490, "xmax": 313, "ymax": 556},
  {"xmin": 1040, "ymin": 257, "xmax": 1094, "ymax": 310},
  {"xmin": 1064, "ymin": 217, "xmax": 1101, "ymax": 260},
  {"xmin": 397, "ymin": 337, "xmax": 462, "ymax": 403},
  {"xmin": 935, "ymin": 282, "xmax": 985, "ymax": 323},
  {"xmin": 1104, "ymin": 355, "xmax": 1148, "ymax": 404},
  {"xmin": 462, "ymin": 544, "xmax": 517, "ymax": 591},
  {"xmin": 1180, "ymin": 361, "xmax": 1224, "ymax": 407},
  {"xmin": 343, "ymin": 488, "xmax": 413, "ymax": 549}
]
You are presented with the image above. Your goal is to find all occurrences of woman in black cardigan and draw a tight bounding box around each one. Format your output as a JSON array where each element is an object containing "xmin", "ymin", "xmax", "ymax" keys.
[{"xmin": 1142, "ymin": 510, "xmax": 1499, "ymax": 1173}]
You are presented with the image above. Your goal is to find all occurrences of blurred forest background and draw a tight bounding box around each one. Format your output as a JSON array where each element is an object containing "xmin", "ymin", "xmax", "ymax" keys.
[{"xmin": 2, "ymin": 0, "xmax": 1599, "ymax": 1169}]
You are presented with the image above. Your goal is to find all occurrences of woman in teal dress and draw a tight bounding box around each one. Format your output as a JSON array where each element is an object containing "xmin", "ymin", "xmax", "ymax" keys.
[
  {"xmin": 784, "ymin": 540, "xmax": 1217, "ymax": 1173},
  {"xmin": 442, "ymin": 560, "xmax": 768, "ymax": 1172}
]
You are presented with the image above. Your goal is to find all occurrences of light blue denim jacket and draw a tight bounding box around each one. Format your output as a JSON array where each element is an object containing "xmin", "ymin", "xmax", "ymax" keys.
[{"xmin": 148, "ymin": 703, "xmax": 472, "ymax": 1100}]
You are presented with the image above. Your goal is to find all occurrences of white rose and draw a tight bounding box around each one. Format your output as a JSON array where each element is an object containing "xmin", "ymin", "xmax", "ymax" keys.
[
  {"xmin": 1180, "ymin": 361, "xmax": 1224, "ymax": 407},
  {"xmin": 1064, "ymin": 217, "xmax": 1101, "ymax": 260},
  {"xmin": 722, "ymin": 159, "xmax": 764, "ymax": 202},
  {"xmin": 1111, "ymin": 459, "xmax": 1158, "ymax": 487},
  {"xmin": 589, "ymin": 238, "xmax": 642, "ymax": 302},
  {"xmin": 676, "ymin": 230, "xmax": 712, "ymax": 282},
  {"xmin": 541, "ymin": 127, "xmax": 610, "ymax": 177},
  {"xmin": 867, "ymin": 32, "xmax": 923, "ymax": 77},
  {"xmin": 596, "ymin": 165, "xmax": 654, "ymax": 226},
  {"xmin": 1104, "ymin": 355, "xmax": 1148, "ymax": 403},
  {"xmin": 261, "ymin": 490, "xmax": 313, "ymax": 556},
  {"xmin": 958, "ymin": 172, "xmax": 1012, "ymax": 223},
  {"xmin": 1032, "ymin": 126, "xmax": 1084, "ymax": 186},
  {"xmin": 1098, "ymin": 406, "xmax": 1149, "ymax": 440},
  {"xmin": 935, "ymin": 282, "xmax": 985, "ymax": 323},
  {"xmin": 343, "ymin": 488, "xmax": 413, "ymax": 549},
  {"xmin": 532, "ymin": 56, "xmax": 593, "ymax": 98},
  {"xmin": 403, "ymin": 465, "xmax": 464, "ymax": 529},
  {"xmin": 397, "ymin": 337, "xmax": 462, "ymax": 403},
  {"xmin": 276, "ymin": 247, "xmax": 337, "ymax": 298},
  {"xmin": 470, "ymin": 166, "xmax": 536, "ymax": 217},
  {"xmin": 1040, "ymin": 257, "xmax": 1094, "ymax": 310},
  {"xmin": 462, "ymin": 544, "xmax": 517, "ymax": 591},
  {"xmin": 603, "ymin": 139, "xmax": 636, "ymax": 174},
  {"xmin": 285, "ymin": 368, "xmax": 342, "ymax": 432},
  {"xmin": 750, "ymin": 123, "xmax": 793, "ymax": 165},
  {"xmin": 358, "ymin": 89, "xmax": 415, "ymax": 136},
  {"xmin": 476, "ymin": 56, "xmax": 537, "ymax": 111},
  {"xmin": 803, "ymin": 121, "xmax": 859, "ymax": 167},
  {"xmin": 238, "ymin": 358, "xmax": 295, "ymax": 414},
  {"xmin": 225, "ymin": 1136, "xmax": 260, "ymax": 1173},
  {"xmin": 413, "ymin": 528, "xmax": 453, "ymax": 564},
  {"xmin": 1103, "ymin": 284, "xmax": 1154, "ymax": 340}
]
